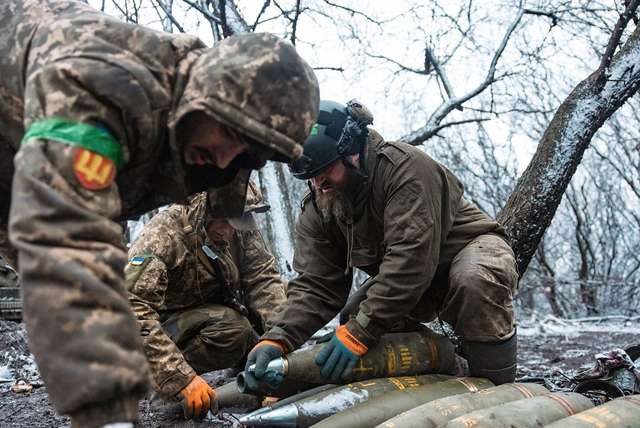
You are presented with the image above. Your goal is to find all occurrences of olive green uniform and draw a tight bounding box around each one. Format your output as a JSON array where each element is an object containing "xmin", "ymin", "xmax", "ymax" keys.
[
  {"xmin": 263, "ymin": 130, "xmax": 518, "ymax": 351},
  {"xmin": 126, "ymin": 193, "xmax": 286, "ymax": 398}
]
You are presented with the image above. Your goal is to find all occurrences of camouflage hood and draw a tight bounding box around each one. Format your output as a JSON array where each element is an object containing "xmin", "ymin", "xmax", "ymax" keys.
[{"xmin": 170, "ymin": 33, "xmax": 320, "ymax": 163}]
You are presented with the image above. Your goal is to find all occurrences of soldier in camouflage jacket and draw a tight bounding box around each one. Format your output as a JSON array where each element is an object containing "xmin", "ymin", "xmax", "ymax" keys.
[
  {"xmin": 0, "ymin": 0, "xmax": 318, "ymax": 425},
  {"xmin": 126, "ymin": 184, "xmax": 286, "ymax": 415}
]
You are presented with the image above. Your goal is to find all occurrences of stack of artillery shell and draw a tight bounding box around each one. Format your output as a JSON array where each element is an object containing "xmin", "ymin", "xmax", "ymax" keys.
[
  {"xmin": 543, "ymin": 394, "xmax": 640, "ymax": 427},
  {"xmin": 377, "ymin": 382, "xmax": 550, "ymax": 428},
  {"xmin": 311, "ymin": 377, "xmax": 494, "ymax": 428},
  {"xmin": 441, "ymin": 392, "xmax": 594, "ymax": 428},
  {"xmin": 215, "ymin": 380, "xmax": 263, "ymax": 410},
  {"xmin": 216, "ymin": 381, "xmax": 338, "ymax": 411},
  {"xmin": 237, "ymin": 329, "xmax": 457, "ymax": 396},
  {"xmin": 238, "ymin": 374, "xmax": 451, "ymax": 427}
]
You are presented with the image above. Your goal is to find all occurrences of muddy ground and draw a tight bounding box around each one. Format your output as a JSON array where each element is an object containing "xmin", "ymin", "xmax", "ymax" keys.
[{"xmin": 1, "ymin": 318, "xmax": 638, "ymax": 427}]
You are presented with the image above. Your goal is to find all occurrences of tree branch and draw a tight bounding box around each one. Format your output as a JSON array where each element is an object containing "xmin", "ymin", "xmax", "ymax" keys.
[
  {"xmin": 152, "ymin": 0, "xmax": 185, "ymax": 33},
  {"xmin": 251, "ymin": 0, "xmax": 271, "ymax": 31},
  {"xmin": 401, "ymin": 7, "xmax": 525, "ymax": 145},
  {"xmin": 290, "ymin": 0, "xmax": 302, "ymax": 45},
  {"xmin": 596, "ymin": 0, "xmax": 640, "ymax": 80},
  {"xmin": 182, "ymin": 0, "xmax": 222, "ymax": 25},
  {"xmin": 524, "ymin": 8, "xmax": 560, "ymax": 26},
  {"xmin": 313, "ymin": 66, "xmax": 344, "ymax": 72},
  {"xmin": 321, "ymin": 0, "xmax": 384, "ymax": 26},
  {"xmin": 425, "ymin": 44, "xmax": 459, "ymax": 108},
  {"xmin": 414, "ymin": 117, "xmax": 491, "ymax": 140},
  {"xmin": 214, "ymin": 0, "xmax": 250, "ymax": 35}
]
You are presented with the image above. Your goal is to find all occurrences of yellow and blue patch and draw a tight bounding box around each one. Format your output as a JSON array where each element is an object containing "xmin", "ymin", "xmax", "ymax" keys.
[{"xmin": 129, "ymin": 256, "xmax": 147, "ymax": 266}]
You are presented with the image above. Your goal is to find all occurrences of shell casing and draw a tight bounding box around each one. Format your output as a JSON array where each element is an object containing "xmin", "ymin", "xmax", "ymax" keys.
[
  {"xmin": 291, "ymin": 330, "xmax": 457, "ymax": 383},
  {"xmin": 236, "ymin": 370, "xmax": 320, "ymax": 398},
  {"xmin": 239, "ymin": 330, "xmax": 457, "ymax": 396},
  {"xmin": 215, "ymin": 380, "xmax": 262, "ymax": 410},
  {"xmin": 312, "ymin": 377, "xmax": 494, "ymax": 428},
  {"xmin": 442, "ymin": 391, "xmax": 594, "ymax": 428},
  {"xmin": 543, "ymin": 394, "xmax": 640, "ymax": 428},
  {"xmin": 377, "ymin": 382, "xmax": 549, "ymax": 428},
  {"xmin": 238, "ymin": 374, "xmax": 451, "ymax": 427}
]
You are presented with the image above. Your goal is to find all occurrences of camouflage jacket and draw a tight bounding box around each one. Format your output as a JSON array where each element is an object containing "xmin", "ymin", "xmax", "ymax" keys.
[
  {"xmin": 126, "ymin": 193, "xmax": 286, "ymax": 397},
  {"xmin": 1, "ymin": 0, "xmax": 316, "ymax": 422},
  {"xmin": 263, "ymin": 131, "xmax": 511, "ymax": 351}
]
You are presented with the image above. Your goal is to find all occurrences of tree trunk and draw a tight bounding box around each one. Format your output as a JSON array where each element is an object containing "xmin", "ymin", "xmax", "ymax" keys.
[
  {"xmin": 498, "ymin": 24, "xmax": 640, "ymax": 275},
  {"xmin": 542, "ymin": 276, "xmax": 564, "ymax": 317}
]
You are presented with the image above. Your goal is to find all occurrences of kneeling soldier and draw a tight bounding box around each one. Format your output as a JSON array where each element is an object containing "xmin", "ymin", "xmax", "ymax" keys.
[
  {"xmin": 246, "ymin": 100, "xmax": 519, "ymax": 391},
  {"xmin": 126, "ymin": 183, "xmax": 286, "ymax": 419}
]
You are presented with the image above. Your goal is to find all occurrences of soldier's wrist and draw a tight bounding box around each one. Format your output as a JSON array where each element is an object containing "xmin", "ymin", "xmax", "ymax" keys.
[
  {"xmin": 344, "ymin": 317, "xmax": 377, "ymax": 349},
  {"xmin": 260, "ymin": 326, "xmax": 294, "ymax": 353}
]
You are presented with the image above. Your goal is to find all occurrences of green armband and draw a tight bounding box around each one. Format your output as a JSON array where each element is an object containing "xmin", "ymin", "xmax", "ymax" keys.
[{"xmin": 22, "ymin": 118, "xmax": 123, "ymax": 169}]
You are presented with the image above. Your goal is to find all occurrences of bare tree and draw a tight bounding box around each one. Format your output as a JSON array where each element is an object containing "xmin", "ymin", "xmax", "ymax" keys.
[{"xmin": 498, "ymin": 0, "xmax": 640, "ymax": 274}]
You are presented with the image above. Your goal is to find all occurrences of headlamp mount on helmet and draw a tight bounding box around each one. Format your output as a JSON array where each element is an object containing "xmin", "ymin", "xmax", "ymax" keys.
[{"xmin": 290, "ymin": 99, "xmax": 373, "ymax": 180}]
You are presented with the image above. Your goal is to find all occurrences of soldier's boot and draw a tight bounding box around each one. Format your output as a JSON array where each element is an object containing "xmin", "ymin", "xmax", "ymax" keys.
[
  {"xmin": 0, "ymin": 254, "xmax": 18, "ymax": 287},
  {"xmin": 461, "ymin": 332, "xmax": 517, "ymax": 385}
]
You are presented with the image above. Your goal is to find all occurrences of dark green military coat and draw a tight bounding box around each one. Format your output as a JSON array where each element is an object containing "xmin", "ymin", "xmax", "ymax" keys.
[{"xmin": 263, "ymin": 131, "xmax": 516, "ymax": 351}]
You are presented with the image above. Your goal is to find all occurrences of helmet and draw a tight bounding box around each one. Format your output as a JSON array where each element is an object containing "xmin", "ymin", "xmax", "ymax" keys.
[{"xmin": 290, "ymin": 99, "xmax": 373, "ymax": 180}]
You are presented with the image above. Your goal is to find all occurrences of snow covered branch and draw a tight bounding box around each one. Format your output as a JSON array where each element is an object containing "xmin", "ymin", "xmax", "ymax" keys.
[{"xmin": 596, "ymin": 0, "xmax": 640, "ymax": 79}]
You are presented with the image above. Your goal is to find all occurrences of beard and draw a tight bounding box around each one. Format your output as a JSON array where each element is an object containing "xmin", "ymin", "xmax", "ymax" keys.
[
  {"xmin": 316, "ymin": 188, "xmax": 352, "ymax": 223},
  {"xmin": 314, "ymin": 169, "xmax": 363, "ymax": 223}
]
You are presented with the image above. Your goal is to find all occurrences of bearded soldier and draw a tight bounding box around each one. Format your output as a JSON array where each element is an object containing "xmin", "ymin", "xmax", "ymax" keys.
[
  {"xmin": 0, "ymin": 0, "xmax": 318, "ymax": 426},
  {"xmin": 245, "ymin": 100, "xmax": 518, "ymax": 391},
  {"xmin": 126, "ymin": 183, "xmax": 286, "ymax": 419}
]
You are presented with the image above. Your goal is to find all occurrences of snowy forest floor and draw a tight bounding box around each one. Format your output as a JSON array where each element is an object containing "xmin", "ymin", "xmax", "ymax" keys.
[{"xmin": 1, "ymin": 317, "xmax": 639, "ymax": 428}]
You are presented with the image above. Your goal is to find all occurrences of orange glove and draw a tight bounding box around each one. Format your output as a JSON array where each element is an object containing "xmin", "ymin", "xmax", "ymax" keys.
[{"xmin": 178, "ymin": 375, "xmax": 218, "ymax": 420}]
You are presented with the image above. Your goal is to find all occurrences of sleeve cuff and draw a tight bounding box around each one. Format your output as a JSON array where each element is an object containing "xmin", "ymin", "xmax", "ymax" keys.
[
  {"xmin": 346, "ymin": 314, "xmax": 381, "ymax": 349},
  {"xmin": 260, "ymin": 326, "xmax": 295, "ymax": 353},
  {"xmin": 157, "ymin": 363, "xmax": 196, "ymax": 398}
]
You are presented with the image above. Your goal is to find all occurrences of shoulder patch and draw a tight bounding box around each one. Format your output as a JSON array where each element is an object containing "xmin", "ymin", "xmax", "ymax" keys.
[
  {"xmin": 73, "ymin": 148, "xmax": 116, "ymax": 190},
  {"xmin": 125, "ymin": 254, "xmax": 156, "ymax": 290},
  {"xmin": 129, "ymin": 256, "xmax": 147, "ymax": 266}
]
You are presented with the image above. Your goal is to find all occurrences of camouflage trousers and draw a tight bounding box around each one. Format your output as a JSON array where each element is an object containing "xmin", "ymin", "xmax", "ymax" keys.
[{"xmin": 162, "ymin": 304, "xmax": 258, "ymax": 374}]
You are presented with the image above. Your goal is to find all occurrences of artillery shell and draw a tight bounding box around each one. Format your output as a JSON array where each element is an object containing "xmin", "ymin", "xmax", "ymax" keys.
[
  {"xmin": 312, "ymin": 377, "xmax": 494, "ymax": 428},
  {"xmin": 378, "ymin": 382, "xmax": 549, "ymax": 428}
]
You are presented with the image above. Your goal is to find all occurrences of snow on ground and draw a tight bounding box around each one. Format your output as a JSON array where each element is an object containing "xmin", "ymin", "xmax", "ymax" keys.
[
  {"xmin": 0, "ymin": 316, "xmax": 638, "ymax": 427},
  {"xmin": 519, "ymin": 314, "xmax": 640, "ymax": 337},
  {"xmin": 0, "ymin": 365, "xmax": 12, "ymax": 381}
]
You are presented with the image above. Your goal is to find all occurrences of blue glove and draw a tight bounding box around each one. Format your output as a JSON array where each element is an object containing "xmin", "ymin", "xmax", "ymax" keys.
[
  {"xmin": 315, "ymin": 325, "xmax": 368, "ymax": 383},
  {"xmin": 242, "ymin": 340, "xmax": 285, "ymax": 393}
]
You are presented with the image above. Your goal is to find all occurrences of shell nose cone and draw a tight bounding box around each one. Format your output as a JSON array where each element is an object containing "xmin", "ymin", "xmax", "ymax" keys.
[{"xmin": 238, "ymin": 404, "xmax": 299, "ymax": 427}]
